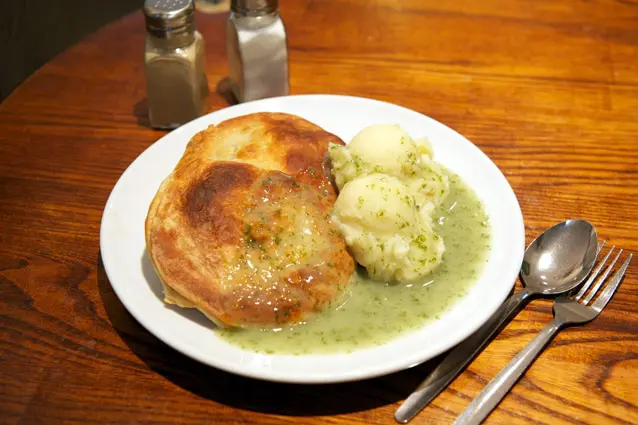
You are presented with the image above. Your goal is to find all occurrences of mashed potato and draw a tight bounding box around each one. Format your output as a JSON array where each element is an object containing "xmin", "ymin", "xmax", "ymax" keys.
[
  {"xmin": 329, "ymin": 124, "xmax": 449, "ymax": 210},
  {"xmin": 329, "ymin": 124, "xmax": 449, "ymax": 282},
  {"xmin": 332, "ymin": 174, "xmax": 445, "ymax": 282},
  {"xmin": 330, "ymin": 125, "xmax": 419, "ymax": 187}
]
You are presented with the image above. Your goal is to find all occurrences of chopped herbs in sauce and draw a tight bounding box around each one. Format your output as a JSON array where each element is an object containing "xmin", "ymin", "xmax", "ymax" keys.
[{"xmin": 220, "ymin": 167, "xmax": 491, "ymax": 354}]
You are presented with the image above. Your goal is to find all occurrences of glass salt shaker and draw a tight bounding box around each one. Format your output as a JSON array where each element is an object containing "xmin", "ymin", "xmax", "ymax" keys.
[
  {"xmin": 226, "ymin": 0, "xmax": 289, "ymax": 102},
  {"xmin": 144, "ymin": 0, "xmax": 209, "ymax": 129}
]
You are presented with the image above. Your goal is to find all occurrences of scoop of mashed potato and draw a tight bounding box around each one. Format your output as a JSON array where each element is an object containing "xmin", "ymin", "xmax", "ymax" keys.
[
  {"xmin": 329, "ymin": 124, "xmax": 450, "ymax": 282},
  {"xmin": 332, "ymin": 174, "xmax": 445, "ymax": 282},
  {"xmin": 329, "ymin": 124, "xmax": 449, "ymax": 210},
  {"xmin": 329, "ymin": 125, "xmax": 419, "ymax": 188}
]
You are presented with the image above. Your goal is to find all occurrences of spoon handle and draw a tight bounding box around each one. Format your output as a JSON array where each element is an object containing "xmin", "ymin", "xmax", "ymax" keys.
[{"xmin": 395, "ymin": 288, "xmax": 533, "ymax": 423}]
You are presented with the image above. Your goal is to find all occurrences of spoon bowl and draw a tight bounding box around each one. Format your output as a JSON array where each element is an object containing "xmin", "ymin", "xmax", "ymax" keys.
[{"xmin": 521, "ymin": 219, "xmax": 598, "ymax": 295}]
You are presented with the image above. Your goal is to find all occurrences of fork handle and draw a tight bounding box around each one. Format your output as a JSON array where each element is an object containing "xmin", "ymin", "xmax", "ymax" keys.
[
  {"xmin": 395, "ymin": 288, "xmax": 533, "ymax": 423},
  {"xmin": 453, "ymin": 318, "xmax": 563, "ymax": 425}
]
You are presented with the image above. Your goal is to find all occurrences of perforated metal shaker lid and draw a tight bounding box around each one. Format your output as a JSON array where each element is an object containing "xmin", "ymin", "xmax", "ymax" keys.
[{"xmin": 144, "ymin": 0, "xmax": 195, "ymax": 34}]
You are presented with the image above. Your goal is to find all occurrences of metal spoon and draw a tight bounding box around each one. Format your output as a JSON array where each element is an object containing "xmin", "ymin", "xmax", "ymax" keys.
[{"xmin": 395, "ymin": 219, "xmax": 599, "ymax": 423}]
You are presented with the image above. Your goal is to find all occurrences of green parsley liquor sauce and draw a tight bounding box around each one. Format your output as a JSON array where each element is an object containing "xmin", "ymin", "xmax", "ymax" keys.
[{"xmin": 219, "ymin": 168, "xmax": 491, "ymax": 354}]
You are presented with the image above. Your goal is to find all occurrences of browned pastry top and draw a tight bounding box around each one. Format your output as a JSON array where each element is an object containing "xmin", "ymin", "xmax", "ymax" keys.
[{"xmin": 145, "ymin": 113, "xmax": 354, "ymax": 328}]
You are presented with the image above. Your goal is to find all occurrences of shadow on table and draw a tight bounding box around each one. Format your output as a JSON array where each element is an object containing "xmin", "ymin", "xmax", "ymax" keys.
[
  {"xmin": 216, "ymin": 77, "xmax": 239, "ymax": 106},
  {"xmin": 97, "ymin": 251, "xmax": 447, "ymax": 416},
  {"xmin": 133, "ymin": 98, "xmax": 151, "ymax": 128}
]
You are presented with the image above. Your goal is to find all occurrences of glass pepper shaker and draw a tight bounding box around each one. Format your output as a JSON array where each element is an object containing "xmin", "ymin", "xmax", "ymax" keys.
[
  {"xmin": 226, "ymin": 0, "xmax": 289, "ymax": 103},
  {"xmin": 144, "ymin": 0, "xmax": 209, "ymax": 129}
]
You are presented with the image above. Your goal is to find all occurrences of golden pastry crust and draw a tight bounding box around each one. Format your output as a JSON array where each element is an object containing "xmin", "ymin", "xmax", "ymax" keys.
[{"xmin": 145, "ymin": 113, "xmax": 354, "ymax": 328}]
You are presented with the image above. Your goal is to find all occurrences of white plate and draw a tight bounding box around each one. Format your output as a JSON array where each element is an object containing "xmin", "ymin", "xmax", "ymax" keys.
[{"xmin": 100, "ymin": 94, "xmax": 525, "ymax": 384}]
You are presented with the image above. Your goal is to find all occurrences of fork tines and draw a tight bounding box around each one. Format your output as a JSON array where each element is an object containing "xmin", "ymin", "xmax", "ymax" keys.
[{"xmin": 574, "ymin": 242, "xmax": 633, "ymax": 309}]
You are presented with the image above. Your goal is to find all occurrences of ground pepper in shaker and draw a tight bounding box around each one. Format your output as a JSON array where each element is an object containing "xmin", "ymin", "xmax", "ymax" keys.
[
  {"xmin": 144, "ymin": 0, "xmax": 209, "ymax": 129},
  {"xmin": 226, "ymin": 0, "xmax": 289, "ymax": 102}
]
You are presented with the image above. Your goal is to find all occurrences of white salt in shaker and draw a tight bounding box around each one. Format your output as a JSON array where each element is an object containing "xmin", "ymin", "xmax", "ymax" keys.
[{"xmin": 226, "ymin": 0, "xmax": 289, "ymax": 102}]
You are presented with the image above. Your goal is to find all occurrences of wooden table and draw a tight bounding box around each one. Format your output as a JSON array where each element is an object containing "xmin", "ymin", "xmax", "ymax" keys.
[{"xmin": 1, "ymin": 1, "xmax": 636, "ymax": 424}]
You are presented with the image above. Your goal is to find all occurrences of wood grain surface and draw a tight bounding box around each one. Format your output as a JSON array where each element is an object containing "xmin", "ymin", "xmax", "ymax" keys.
[{"xmin": 1, "ymin": 1, "xmax": 637, "ymax": 424}]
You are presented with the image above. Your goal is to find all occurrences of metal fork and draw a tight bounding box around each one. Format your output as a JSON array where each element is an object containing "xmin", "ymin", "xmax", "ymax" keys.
[{"xmin": 453, "ymin": 246, "xmax": 633, "ymax": 425}]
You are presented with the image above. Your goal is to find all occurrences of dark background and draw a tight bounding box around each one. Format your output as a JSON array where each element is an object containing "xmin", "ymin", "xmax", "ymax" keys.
[{"xmin": 1, "ymin": 0, "xmax": 144, "ymax": 101}]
